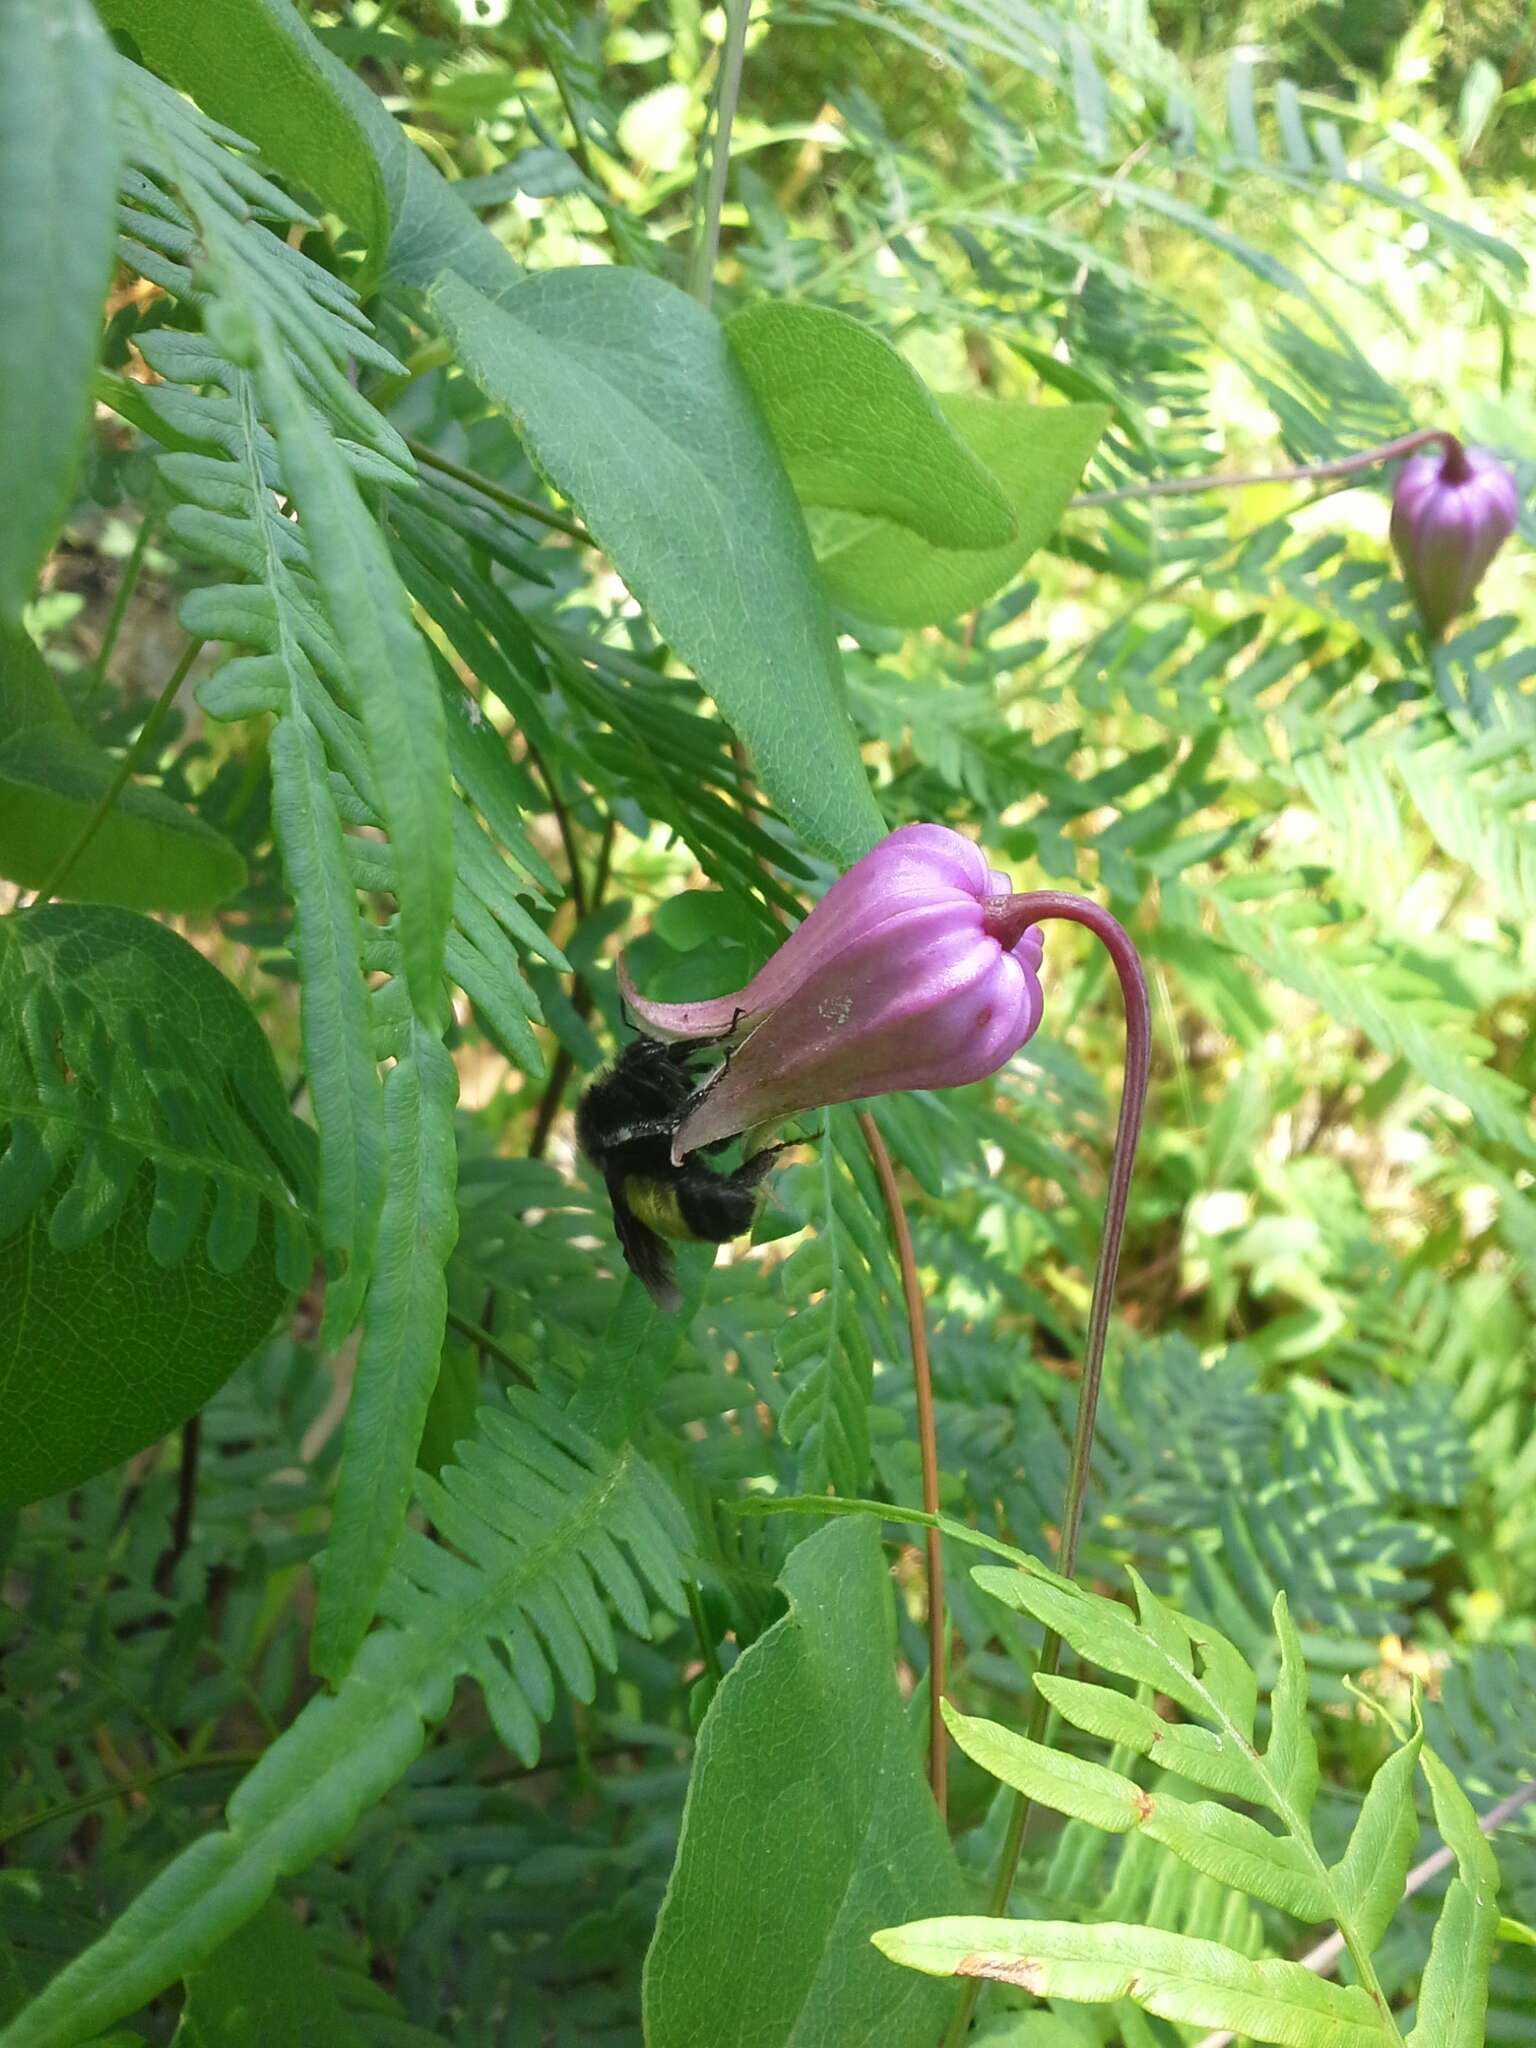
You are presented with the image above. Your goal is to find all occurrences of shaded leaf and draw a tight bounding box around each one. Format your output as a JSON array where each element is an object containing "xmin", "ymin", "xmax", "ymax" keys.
[
  {"xmin": 0, "ymin": 906, "xmax": 309, "ymax": 1504},
  {"xmin": 727, "ymin": 302, "xmax": 1016, "ymax": 546},
  {"xmin": 812, "ymin": 399, "xmax": 1108, "ymax": 628},
  {"xmin": 432, "ymin": 268, "xmax": 886, "ymax": 866},
  {"xmin": 644, "ymin": 1516, "xmax": 966, "ymax": 2048}
]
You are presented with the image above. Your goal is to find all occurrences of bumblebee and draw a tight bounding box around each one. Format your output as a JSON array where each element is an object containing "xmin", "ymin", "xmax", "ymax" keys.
[{"xmin": 576, "ymin": 1032, "xmax": 782, "ymax": 1311}]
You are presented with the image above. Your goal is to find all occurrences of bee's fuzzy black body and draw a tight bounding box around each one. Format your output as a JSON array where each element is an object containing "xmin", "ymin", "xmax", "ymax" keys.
[{"xmin": 576, "ymin": 1034, "xmax": 779, "ymax": 1310}]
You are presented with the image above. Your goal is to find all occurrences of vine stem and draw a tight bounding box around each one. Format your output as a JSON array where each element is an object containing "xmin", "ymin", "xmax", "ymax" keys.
[
  {"xmin": 1070, "ymin": 426, "xmax": 1460, "ymax": 509},
  {"xmin": 687, "ymin": 0, "xmax": 751, "ymax": 306},
  {"xmin": 859, "ymin": 1111, "xmax": 947, "ymax": 1818},
  {"xmin": 942, "ymin": 891, "xmax": 1151, "ymax": 2048},
  {"xmin": 30, "ymin": 635, "xmax": 205, "ymax": 905}
]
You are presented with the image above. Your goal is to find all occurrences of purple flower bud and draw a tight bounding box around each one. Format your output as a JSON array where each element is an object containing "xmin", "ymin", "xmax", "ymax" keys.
[
  {"xmin": 619, "ymin": 824, "xmax": 1046, "ymax": 1161},
  {"xmin": 1390, "ymin": 440, "xmax": 1519, "ymax": 639}
]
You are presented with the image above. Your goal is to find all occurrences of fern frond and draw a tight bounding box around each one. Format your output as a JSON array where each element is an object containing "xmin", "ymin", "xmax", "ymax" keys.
[{"xmin": 0, "ymin": 1388, "xmax": 690, "ymax": 2047}]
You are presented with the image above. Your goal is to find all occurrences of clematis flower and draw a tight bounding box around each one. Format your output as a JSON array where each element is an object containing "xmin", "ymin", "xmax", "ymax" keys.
[
  {"xmin": 619, "ymin": 823, "xmax": 1047, "ymax": 1161},
  {"xmin": 1390, "ymin": 439, "xmax": 1520, "ymax": 639}
]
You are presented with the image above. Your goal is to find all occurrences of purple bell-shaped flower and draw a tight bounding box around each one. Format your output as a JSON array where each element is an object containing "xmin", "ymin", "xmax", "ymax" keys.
[
  {"xmin": 1391, "ymin": 439, "xmax": 1519, "ymax": 639},
  {"xmin": 619, "ymin": 823, "xmax": 1046, "ymax": 1160}
]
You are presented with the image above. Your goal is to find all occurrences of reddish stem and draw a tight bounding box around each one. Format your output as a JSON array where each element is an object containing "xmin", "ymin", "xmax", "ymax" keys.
[
  {"xmin": 860, "ymin": 1111, "xmax": 947, "ymax": 1818},
  {"xmin": 942, "ymin": 893, "xmax": 1151, "ymax": 2048}
]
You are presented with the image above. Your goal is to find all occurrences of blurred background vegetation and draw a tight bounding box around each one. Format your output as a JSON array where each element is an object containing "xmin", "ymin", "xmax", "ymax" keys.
[{"xmin": 8, "ymin": 1, "xmax": 1536, "ymax": 2041}]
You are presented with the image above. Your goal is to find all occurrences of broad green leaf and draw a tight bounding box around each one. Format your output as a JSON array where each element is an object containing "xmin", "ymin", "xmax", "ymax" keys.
[
  {"xmin": 643, "ymin": 1517, "xmax": 967, "ymax": 2048},
  {"xmin": 1407, "ymin": 1744, "xmax": 1501, "ymax": 2047},
  {"xmin": 255, "ymin": 324, "xmax": 453, "ymax": 1030},
  {"xmin": 812, "ymin": 399, "xmax": 1109, "ymax": 628},
  {"xmin": 0, "ymin": 0, "xmax": 119, "ymax": 622},
  {"xmin": 0, "ymin": 906, "xmax": 309, "ymax": 1505},
  {"xmin": 726, "ymin": 302, "xmax": 1016, "ymax": 547},
  {"xmin": 872, "ymin": 1918, "xmax": 1392, "ymax": 2045},
  {"xmin": 96, "ymin": 0, "xmax": 389, "ymax": 286},
  {"xmin": 0, "ymin": 1394, "xmax": 687, "ymax": 2046},
  {"xmin": 172, "ymin": 1901, "xmax": 363, "ymax": 2048},
  {"xmin": 431, "ymin": 269, "xmax": 886, "ymax": 868},
  {"xmin": 0, "ymin": 627, "xmax": 245, "ymax": 913},
  {"xmin": 312, "ymin": 1027, "xmax": 459, "ymax": 1681}
]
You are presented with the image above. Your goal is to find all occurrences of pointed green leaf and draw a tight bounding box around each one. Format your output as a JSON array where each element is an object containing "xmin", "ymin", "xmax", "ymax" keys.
[
  {"xmin": 943, "ymin": 1701, "xmax": 1148, "ymax": 1835},
  {"xmin": 872, "ymin": 1918, "xmax": 1393, "ymax": 2046},
  {"xmin": 1264, "ymin": 1593, "xmax": 1320, "ymax": 1821},
  {"xmin": 1033, "ymin": 1674, "xmax": 1263, "ymax": 1804},
  {"xmin": 432, "ymin": 268, "xmax": 886, "ymax": 867},
  {"xmin": 1407, "ymin": 1745, "xmax": 1501, "ymax": 2047},
  {"xmin": 0, "ymin": 0, "xmax": 119, "ymax": 621},
  {"xmin": 644, "ymin": 1517, "xmax": 967, "ymax": 2048},
  {"xmin": 811, "ymin": 398, "xmax": 1108, "ymax": 628},
  {"xmin": 1330, "ymin": 1727, "xmax": 1423, "ymax": 1952},
  {"xmin": 726, "ymin": 302, "xmax": 1016, "ymax": 546}
]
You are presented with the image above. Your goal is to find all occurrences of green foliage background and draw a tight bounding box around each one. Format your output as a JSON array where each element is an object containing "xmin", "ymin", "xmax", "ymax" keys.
[{"xmin": 0, "ymin": 0, "xmax": 1533, "ymax": 2043}]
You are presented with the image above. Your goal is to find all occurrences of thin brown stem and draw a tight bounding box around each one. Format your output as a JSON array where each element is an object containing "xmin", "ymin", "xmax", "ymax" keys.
[
  {"xmin": 944, "ymin": 892, "xmax": 1150, "ymax": 2048},
  {"xmin": 859, "ymin": 1110, "xmax": 946, "ymax": 1818},
  {"xmin": 1071, "ymin": 427, "xmax": 1457, "ymax": 509}
]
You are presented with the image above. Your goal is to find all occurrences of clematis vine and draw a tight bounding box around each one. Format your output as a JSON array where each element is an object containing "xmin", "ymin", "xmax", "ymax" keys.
[
  {"xmin": 621, "ymin": 821, "xmax": 1149, "ymax": 1565},
  {"xmin": 621, "ymin": 822, "xmax": 1149, "ymax": 1890}
]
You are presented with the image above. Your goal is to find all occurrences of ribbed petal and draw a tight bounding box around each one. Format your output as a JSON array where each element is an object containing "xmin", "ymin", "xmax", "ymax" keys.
[
  {"xmin": 618, "ymin": 822, "xmax": 999, "ymax": 1043},
  {"xmin": 673, "ymin": 899, "xmax": 1044, "ymax": 1158}
]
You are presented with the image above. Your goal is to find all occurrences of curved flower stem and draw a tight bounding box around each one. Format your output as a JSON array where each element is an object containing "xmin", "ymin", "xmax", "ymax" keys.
[
  {"xmin": 859, "ymin": 1110, "xmax": 947, "ymax": 1818},
  {"xmin": 1071, "ymin": 426, "xmax": 1460, "ymax": 509},
  {"xmin": 943, "ymin": 892, "xmax": 1150, "ymax": 2048}
]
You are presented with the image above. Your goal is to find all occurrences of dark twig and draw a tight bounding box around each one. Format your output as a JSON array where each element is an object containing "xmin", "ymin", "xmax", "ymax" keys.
[{"xmin": 153, "ymin": 1414, "xmax": 202, "ymax": 1595}]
